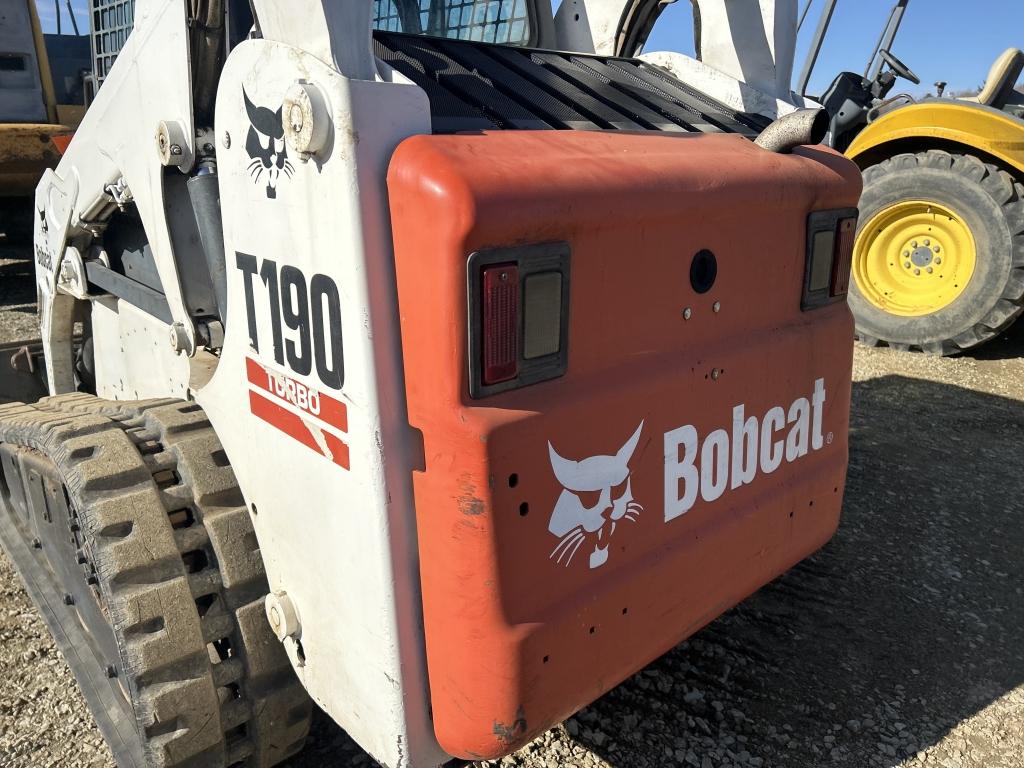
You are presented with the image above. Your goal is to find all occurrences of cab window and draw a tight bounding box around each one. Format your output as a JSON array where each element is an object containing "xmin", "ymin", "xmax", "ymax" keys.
[{"xmin": 373, "ymin": 0, "xmax": 534, "ymax": 46}]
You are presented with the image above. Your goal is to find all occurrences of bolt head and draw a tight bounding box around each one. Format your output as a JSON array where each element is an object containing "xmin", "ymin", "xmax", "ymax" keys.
[
  {"xmin": 712, "ymin": 301, "xmax": 721, "ymax": 313},
  {"xmin": 933, "ymin": 245, "xmax": 941, "ymax": 253},
  {"xmin": 283, "ymin": 82, "xmax": 329, "ymax": 159},
  {"xmin": 223, "ymin": 131, "xmax": 231, "ymax": 149},
  {"xmin": 912, "ymin": 241, "xmax": 918, "ymax": 248},
  {"xmin": 914, "ymin": 268, "xmax": 921, "ymax": 275},
  {"xmin": 904, "ymin": 261, "xmax": 911, "ymax": 269},
  {"xmin": 935, "ymin": 257, "xmax": 942, "ymax": 265},
  {"xmin": 711, "ymin": 368, "xmax": 721, "ymax": 380},
  {"xmin": 683, "ymin": 307, "xmax": 692, "ymax": 320},
  {"xmin": 924, "ymin": 239, "xmax": 930, "ymax": 246},
  {"xmin": 157, "ymin": 120, "xmax": 189, "ymax": 167},
  {"xmin": 265, "ymin": 592, "xmax": 300, "ymax": 642},
  {"xmin": 169, "ymin": 322, "xmax": 190, "ymax": 354},
  {"xmin": 903, "ymin": 251, "xmax": 910, "ymax": 257},
  {"xmin": 926, "ymin": 267, "xmax": 933, "ymax": 273}
]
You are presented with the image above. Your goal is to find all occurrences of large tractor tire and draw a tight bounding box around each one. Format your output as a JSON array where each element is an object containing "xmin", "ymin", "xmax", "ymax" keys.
[
  {"xmin": 849, "ymin": 150, "xmax": 1024, "ymax": 354},
  {"xmin": 0, "ymin": 395, "xmax": 312, "ymax": 767}
]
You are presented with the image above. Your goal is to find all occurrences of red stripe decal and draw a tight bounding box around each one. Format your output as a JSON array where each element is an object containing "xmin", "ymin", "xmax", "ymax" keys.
[
  {"xmin": 245, "ymin": 357, "xmax": 348, "ymax": 433},
  {"xmin": 51, "ymin": 134, "xmax": 74, "ymax": 155},
  {"xmin": 248, "ymin": 390, "xmax": 351, "ymax": 469}
]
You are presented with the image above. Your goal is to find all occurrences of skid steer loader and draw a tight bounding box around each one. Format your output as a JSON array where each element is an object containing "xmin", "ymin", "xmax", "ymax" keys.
[{"xmin": 0, "ymin": 1, "xmax": 861, "ymax": 766}]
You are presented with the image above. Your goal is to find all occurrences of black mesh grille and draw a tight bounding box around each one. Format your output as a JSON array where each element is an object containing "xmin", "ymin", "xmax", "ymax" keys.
[
  {"xmin": 90, "ymin": 0, "xmax": 135, "ymax": 85},
  {"xmin": 374, "ymin": 31, "xmax": 771, "ymax": 136}
]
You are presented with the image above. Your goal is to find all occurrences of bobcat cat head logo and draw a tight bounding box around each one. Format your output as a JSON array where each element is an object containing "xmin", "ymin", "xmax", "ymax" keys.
[
  {"xmin": 548, "ymin": 423, "xmax": 644, "ymax": 570},
  {"xmin": 244, "ymin": 90, "xmax": 294, "ymax": 199}
]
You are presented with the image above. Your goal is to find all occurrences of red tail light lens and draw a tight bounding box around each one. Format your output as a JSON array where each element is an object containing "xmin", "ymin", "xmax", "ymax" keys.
[
  {"xmin": 830, "ymin": 217, "xmax": 857, "ymax": 297},
  {"xmin": 481, "ymin": 264, "xmax": 519, "ymax": 385}
]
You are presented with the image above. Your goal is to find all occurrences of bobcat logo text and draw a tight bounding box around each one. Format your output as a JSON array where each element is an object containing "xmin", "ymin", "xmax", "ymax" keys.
[{"xmin": 546, "ymin": 379, "xmax": 830, "ymax": 570}]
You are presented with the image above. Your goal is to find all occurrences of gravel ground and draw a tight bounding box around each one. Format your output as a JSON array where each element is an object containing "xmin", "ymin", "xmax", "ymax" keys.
[
  {"xmin": 1, "ymin": 242, "xmax": 1023, "ymax": 768},
  {"xmin": 0, "ymin": 248, "xmax": 42, "ymax": 344}
]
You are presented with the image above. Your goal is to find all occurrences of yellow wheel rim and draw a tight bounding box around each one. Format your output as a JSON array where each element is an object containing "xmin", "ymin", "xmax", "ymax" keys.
[{"xmin": 853, "ymin": 200, "xmax": 977, "ymax": 317}]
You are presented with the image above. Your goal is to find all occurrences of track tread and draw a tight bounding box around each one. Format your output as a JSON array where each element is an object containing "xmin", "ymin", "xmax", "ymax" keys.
[{"xmin": 0, "ymin": 395, "xmax": 312, "ymax": 768}]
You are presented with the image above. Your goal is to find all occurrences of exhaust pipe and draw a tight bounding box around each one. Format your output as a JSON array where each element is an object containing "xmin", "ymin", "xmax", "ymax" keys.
[{"xmin": 754, "ymin": 108, "xmax": 830, "ymax": 154}]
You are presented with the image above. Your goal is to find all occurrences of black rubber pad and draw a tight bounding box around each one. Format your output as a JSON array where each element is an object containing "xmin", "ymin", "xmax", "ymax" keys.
[{"xmin": 373, "ymin": 30, "xmax": 771, "ymax": 136}]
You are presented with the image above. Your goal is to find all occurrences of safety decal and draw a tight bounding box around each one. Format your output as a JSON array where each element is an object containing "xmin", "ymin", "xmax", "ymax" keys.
[{"xmin": 245, "ymin": 357, "xmax": 350, "ymax": 469}]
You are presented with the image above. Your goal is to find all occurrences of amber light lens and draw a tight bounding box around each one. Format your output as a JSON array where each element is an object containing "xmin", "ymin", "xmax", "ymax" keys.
[{"xmin": 481, "ymin": 264, "xmax": 519, "ymax": 385}]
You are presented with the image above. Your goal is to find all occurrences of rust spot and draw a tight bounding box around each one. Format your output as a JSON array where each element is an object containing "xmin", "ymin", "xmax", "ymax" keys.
[
  {"xmin": 458, "ymin": 474, "xmax": 485, "ymax": 516},
  {"xmin": 460, "ymin": 496, "xmax": 484, "ymax": 516},
  {"xmin": 492, "ymin": 707, "xmax": 528, "ymax": 747}
]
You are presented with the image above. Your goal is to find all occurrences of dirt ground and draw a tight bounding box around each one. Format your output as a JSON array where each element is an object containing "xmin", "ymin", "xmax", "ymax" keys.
[{"xmin": 1, "ymin": 243, "xmax": 1023, "ymax": 768}]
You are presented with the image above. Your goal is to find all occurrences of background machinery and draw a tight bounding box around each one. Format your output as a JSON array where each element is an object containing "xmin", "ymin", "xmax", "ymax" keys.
[
  {"xmin": 0, "ymin": 1, "xmax": 861, "ymax": 767},
  {"xmin": 798, "ymin": 0, "xmax": 1024, "ymax": 353},
  {"xmin": 616, "ymin": 0, "xmax": 1024, "ymax": 354},
  {"xmin": 0, "ymin": 0, "xmax": 88, "ymax": 241}
]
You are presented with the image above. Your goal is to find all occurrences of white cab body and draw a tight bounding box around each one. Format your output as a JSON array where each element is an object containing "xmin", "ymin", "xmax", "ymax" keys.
[{"xmin": 554, "ymin": 0, "xmax": 818, "ymax": 118}]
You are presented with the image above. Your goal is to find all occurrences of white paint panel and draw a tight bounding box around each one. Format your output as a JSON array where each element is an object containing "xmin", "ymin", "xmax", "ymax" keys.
[
  {"xmin": 641, "ymin": 50, "xmax": 820, "ymax": 119},
  {"xmin": 198, "ymin": 40, "xmax": 448, "ymax": 768},
  {"xmin": 92, "ymin": 297, "xmax": 190, "ymax": 400}
]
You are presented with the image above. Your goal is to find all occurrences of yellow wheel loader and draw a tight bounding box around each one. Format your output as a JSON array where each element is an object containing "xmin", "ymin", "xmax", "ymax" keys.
[
  {"xmin": 0, "ymin": 0, "xmax": 86, "ymax": 242},
  {"xmin": 797, "ymin": 0, "xmax": 1024, "ymax": 353}
]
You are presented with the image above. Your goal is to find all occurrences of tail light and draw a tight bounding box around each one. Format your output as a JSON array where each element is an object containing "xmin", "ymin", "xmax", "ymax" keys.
[
  {"xmin": 481, "ymin": 264, "xmax": 519, "ymax": 385},
  {"xmin": 468, "ymin": 243, "xmax": 571, "ymax": 398},
  {"xmin": 831, "ymin": 217, "xmax": 856, "ymax": 296},
  {"xmin": 802, "ymin": 209, "xmax": 859, "ymax": 310}
]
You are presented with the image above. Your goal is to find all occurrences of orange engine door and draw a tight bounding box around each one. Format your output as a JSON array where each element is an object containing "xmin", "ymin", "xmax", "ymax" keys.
[{"xmin": 387, "ymin": 130, "xmax": 862, "ymax": 761}]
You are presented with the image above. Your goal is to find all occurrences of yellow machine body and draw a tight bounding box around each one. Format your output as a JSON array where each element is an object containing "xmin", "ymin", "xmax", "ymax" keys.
[
  {"xmin": 847, "ymin": 101, "xmax": 1024, "ymax": 176},
  {"xmin": 0, "ymin": 0, "xmax": 76, "ymax": 199}
]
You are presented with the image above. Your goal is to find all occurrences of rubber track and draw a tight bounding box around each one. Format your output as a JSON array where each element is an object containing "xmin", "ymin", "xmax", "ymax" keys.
[
  {"xmin": 0, "ymin": 395, "xmax": 312, "ymax": 767},
  {"xmin": 856, "ymin": 150, "xmax": 1024, "ymax": 355}
]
